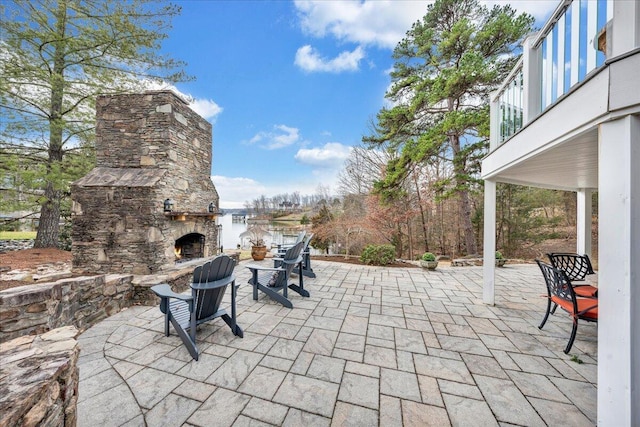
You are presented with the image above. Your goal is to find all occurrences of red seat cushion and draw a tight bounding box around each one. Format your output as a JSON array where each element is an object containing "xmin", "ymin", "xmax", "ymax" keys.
[
  {"xmin": 551, "ymin": 296, "xmax": 598, "ymax": 320},
  {"xmin": 573, "ymin": 285, "xmax": 598, "ymax": 298}
]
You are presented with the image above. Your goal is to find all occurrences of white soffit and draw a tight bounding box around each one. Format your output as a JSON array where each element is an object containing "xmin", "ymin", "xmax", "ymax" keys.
[{"xmin": 487, "ymin": 129, "xmax": 598, "ymax": 191}]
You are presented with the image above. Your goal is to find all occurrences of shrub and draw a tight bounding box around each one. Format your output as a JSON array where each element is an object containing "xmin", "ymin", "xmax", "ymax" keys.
[
  {"xmin": 300, "ymin": 214, "xmax": 310, "ymax": 225},
  {"xmin": 360, "ymin": 244, "xmax": 396, "ymax": 266},
  {"xmin": 421, "ymin": 252, "xmax": 436, "ymax": 262},
  {"xmin": 495, "ymin": 251, "xmax": 504, "ymax": 259}
]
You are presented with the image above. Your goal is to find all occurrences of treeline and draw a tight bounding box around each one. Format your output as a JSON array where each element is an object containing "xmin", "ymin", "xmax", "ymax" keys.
[
  {"xmin": 307, "ymin": 147, "xmax": 589, "ymax": 260},
  {"xmin": 244, "ymin": 187, "xmax": 338, "ymax": 216}
]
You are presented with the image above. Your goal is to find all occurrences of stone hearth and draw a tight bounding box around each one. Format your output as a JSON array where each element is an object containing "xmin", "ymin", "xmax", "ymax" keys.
[{"xmin": 71, "ymin": 91, "xmax": 220, "ymax": 275}]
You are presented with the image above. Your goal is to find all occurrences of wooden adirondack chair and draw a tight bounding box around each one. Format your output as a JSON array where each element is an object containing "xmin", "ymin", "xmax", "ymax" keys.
[
  {"xmin": 278, "ymin": 232, "xmax": 316, "ymax": 278},
  {"xmin": 151, "ymin": 254, "xmax": 242, "ymax": 360},
  {"xmin": 276, "ymin": 230, "xmax": 306, "ymax": 255},
  {"xmin": 246, "ymin": 241, "xmax": 308, "ymax": 308}
]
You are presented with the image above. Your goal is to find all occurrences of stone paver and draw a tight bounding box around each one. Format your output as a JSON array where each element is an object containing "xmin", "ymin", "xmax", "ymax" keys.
[{"xmin": 76, "ymin": 261, "xmax": 597, "ymax": 426}]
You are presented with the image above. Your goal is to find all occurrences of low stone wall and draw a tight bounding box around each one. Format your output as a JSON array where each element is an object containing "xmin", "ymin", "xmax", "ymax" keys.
[
  {"xmin": 0, "ymin": 259, "xmax": 203, "ymax": 343},
  {"xmin": 0, "ymin": 326, "xmax": 80, "ymax": 427},
  {"xmin": 0, "ymin": 239, "xmax": 34, "ymax": 254}
]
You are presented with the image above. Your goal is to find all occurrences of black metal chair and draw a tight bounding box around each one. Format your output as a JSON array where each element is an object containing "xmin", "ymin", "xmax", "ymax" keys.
[
  {"xmin": 536, "ymin": 260, "xmax": 598, "ymax": 354},
  {"xmin": 547, "ymin": 253, "xmax": 598, "ymax": 298},
  {"xmin": 151, "ymin": 254, "xmax": 242, "ymax": 360},
  {"xmin": 247, "ymin": 241, "xmax": 307, "ymax": 308}
]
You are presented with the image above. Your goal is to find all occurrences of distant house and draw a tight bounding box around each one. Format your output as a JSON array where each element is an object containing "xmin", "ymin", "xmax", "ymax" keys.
[{"xmin": 481, "ymin": 1, "xmax": 639, "ymax": 425}]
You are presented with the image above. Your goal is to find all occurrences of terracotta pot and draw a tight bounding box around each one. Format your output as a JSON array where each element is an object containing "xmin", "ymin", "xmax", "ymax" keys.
[{"xmin": 251, "ymin": 245, "xmax": 268, "ymax": 261}]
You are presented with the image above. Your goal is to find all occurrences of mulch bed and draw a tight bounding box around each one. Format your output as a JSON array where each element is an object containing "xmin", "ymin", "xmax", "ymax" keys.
[{"xmin": 312, "ymin": 255, "xmax": 418, "ymax": 268}]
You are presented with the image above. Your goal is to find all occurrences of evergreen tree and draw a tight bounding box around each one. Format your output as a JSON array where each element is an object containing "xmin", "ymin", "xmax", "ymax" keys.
[
  {"xmin": 364, "ymin": 0, "xmax": 533, "ymax": 255},
  {"xmin": 0, "ymin": 0, "xmax": 190, "ymax": 247}
]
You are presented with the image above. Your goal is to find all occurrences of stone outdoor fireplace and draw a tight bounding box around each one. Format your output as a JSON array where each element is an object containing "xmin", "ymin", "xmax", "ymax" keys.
[{"xmin": 71, "ymin": 91, "xmax": 220, "ymax": 275}]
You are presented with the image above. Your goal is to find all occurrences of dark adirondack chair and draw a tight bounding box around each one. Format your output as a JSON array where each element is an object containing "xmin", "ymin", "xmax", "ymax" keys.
[
  {"xmin": 151, "ymin": 254, "xmax": 242, "ymax": 360},
  {"xmin": 536, "ymin": 260, "xmax": 598, "ymax": 354},
  {"xmin": 547, "ymin": 253, "xmax": 598, "ymax": 297},
  {"xmin": 247, "ymin": 241, "xmax": 308, "ymax": 308},
  {"xmin": 298, "ymin": 232, "xmax": 316, "ymax": 278},
  {"xmin": 276, "ymin": 230, "xmax": 306, "ymax": 255},
  {"xmin": 277, "ymin": 232, "xmax": 315, "ymax": 278}
]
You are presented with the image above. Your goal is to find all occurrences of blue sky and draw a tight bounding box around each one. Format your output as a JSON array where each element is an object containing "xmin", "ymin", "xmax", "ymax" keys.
[{"xmin": 161, "ymin": 0, "xmax": 558, "ymax": 209}]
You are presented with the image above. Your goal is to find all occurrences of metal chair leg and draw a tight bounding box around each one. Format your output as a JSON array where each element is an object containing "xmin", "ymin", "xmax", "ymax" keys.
[
  {"xmin": 539, "ymin": 298, "xmax": 552, "ymax": 329},
  {"xmin": 564, "ymin": 318, "xmax": 579, "ymax": 354}
]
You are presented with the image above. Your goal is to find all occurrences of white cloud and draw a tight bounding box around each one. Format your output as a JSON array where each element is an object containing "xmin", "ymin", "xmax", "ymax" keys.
[
  {"xmin": 295, "ymin": 45, "xmax": 365, "ymax": 73},
  {"xmin": 295, "ymin": 142, "xmax": 352, "ymax": 168},
  {"xmin": 295, "ymin": 1, "xmax": 557, "ymax": 53},
  {"xmin": 142, "ymin": 80, "xmax": 223, "ymax": 121},
  {"xmin": 248, "ymin": 124, "xmax": 300, "ymax": 149},
  {"xmin": 211, "ymin": 176, "xmax": 268, "ymax": 209},
  {"xmin": 189, "ymin": 98, "xmax": 223, "ymax": 120},
  {"xmin": 485, "ymin": 0, "xmax": 558, "ymax": 22},
  {"xmin": 294, "ymin": 0, "xmax": 429, "ymax": 50}
]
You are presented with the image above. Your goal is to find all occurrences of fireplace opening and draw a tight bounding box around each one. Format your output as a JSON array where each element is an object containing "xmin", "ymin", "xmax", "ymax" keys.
[{"xmin": 175, "ymin": 233, "xmax": 205, "ymax": 262}]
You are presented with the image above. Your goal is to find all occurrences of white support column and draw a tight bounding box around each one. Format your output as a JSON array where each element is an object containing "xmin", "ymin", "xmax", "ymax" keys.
[
  {"xmin": 597, "ymin": 115, "xmax": 640, "ymax": 427},
  {"xmin": 483, "ymin": 179, "xmax": 496, "ymax": 305},
  {"xmin": 576, "ymin": 188, "xmax": 592, "ymax": 257}
]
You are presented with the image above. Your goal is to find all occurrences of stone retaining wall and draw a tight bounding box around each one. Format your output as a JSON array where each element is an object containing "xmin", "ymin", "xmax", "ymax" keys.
[
  {"xmin": 0, "ymin": 260, "xmax": 202, "ymax": 343},
  {"xmin": 0, "ymin": 239, "xmax": 34, "ymax": 254},
  {"xmin": 0, "ymin": 326, "xmax": 80, "ymax": 427}
]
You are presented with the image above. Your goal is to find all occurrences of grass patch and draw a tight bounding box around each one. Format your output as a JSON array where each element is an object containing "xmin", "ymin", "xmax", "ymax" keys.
[
  {"xmin": 570, "ymin": 354, "xmax": 584, "ymax": 364},
  {"xmin": 0, "ymin": 231, "xmax": 36, "ymax": 240}
]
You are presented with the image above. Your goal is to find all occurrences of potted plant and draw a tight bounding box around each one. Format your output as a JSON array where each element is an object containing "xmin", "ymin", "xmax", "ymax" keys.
[
  {"xmin": 246, "ymin": 224, "xmax": 269, "ymax": 261},
  {"xmin": 495, "ymin": 251, "xmax": 506, "ymax": 267},
  {"xmin": 420, "ymin": 252, "xmax": 438, "ymax": 270}
]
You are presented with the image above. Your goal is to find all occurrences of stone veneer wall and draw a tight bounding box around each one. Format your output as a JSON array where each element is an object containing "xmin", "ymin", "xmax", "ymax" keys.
[
  {"xmin": 0, "ymin": 258, "xmax": 202, "ymax": 343},
  {"xmin": 0, "ymin": 326, "xmax": 80, "ymax": 427},
  {"xmin": 71, "ymin": 91, "xmax": 219, "ymax": 274}
]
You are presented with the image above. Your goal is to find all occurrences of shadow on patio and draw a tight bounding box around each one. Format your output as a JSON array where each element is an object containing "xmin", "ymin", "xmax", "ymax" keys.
[{"xmin": 77, "ymin": 260, "xmax": 597, "ymax": 426}]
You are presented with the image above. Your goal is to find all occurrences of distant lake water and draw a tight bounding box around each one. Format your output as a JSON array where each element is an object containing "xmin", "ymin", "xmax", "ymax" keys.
[{"xmin": 218, "ymin": 213, "xmax": 307, "ymax": 252}]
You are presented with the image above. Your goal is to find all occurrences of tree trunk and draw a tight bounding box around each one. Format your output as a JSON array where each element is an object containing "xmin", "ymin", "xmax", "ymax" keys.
[
  {"xmin": 413, "ymin": 173, "xmax": 429, "ymax": 252},
  {"xmin": 450, "ymin": 132, "xmax": 478, "ymax": 255},
  {"xmin": 34, "ymin": 0, "xmax": 67, "ymax": 248}
]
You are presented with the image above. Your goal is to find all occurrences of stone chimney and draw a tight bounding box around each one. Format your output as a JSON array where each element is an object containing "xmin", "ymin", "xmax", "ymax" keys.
[{"xmin": 71, "ymin": 91, "xmax": 220, "ymax": 275}]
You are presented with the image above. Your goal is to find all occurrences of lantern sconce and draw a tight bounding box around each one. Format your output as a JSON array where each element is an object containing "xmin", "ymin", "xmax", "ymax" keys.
[
  {"xmin": 164, "ymin": 198, "xmax": 175, "ymax": 212},
  {"xmin": 208, "ymin": 202, "xmax": 216, "ymax": 213}
]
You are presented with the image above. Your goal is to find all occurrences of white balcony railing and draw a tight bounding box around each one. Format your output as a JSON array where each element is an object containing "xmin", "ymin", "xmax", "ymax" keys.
[
  {"xmin": 498, "ymin": 64, "xmax": 524, "ymax": 144},
  {"xmin": 494, "ymin": 0, "xmax": 612, "ymax": 145}
]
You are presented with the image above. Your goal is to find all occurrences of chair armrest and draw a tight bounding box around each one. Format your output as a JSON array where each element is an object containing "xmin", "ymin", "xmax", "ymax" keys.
[
  {"xmin": 280, "ymin": 255, "xmax": 304, "ymax": 266},
  {"xmin": 151, "ymin": 284, "xmax": 193, "ymax": 301},
  {"xmin": 245, "ymin": 264, "xmax": 285, "ymax": 273},
  {"xmin": 191, "ymin": 274, "xmax": 236, "ymax": 290}
]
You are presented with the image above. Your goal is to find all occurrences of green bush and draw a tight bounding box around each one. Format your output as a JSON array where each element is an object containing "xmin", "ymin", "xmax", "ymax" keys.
[
  {"xmin": 421, "ymin": 252, "xmax": 436, "ymax": 261},
  {"xmin": 360, "ymin": 244, "xmax": 396, "ymax": 266},
  {"xmin": 300, "ymin": 214, "xmax": 310, "ymax": 225},
  {"xmin": 495, "ymin": 251, "xmax": 504, "ymax": 259}
]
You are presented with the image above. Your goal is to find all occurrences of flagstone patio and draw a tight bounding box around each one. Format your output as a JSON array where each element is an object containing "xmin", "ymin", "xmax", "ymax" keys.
[{"xmin": 77, "ymin": 260, "xmax": 597, "ymax": 426}]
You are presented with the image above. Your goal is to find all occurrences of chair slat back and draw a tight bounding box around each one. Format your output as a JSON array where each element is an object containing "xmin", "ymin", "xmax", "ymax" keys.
[
  {"xmin": 295, "ymin": 231, "xmax": 307, "ymax": 245},
  {"xmin": 273, "ymin": 241, "xmax": 305, "ymax": 287},
  {"xmin": 192, "ymin": 255, "xmax": 236, "ymax": 320},
  {"xmin": 547, "ymin": 253, "xmax": 594, "ymax": 281},
  {"xmin": 303, "ymin": 233, "xmax": 314, "ymax": 250},
  {"xmin": 536, "ymin": 260, "xmax": 578, "ymax": 308}
]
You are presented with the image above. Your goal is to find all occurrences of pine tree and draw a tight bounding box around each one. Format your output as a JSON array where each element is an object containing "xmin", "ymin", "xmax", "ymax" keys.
[{"xmin": 364, "ymin": 0, "xmax": 533, "ymax": 255}]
